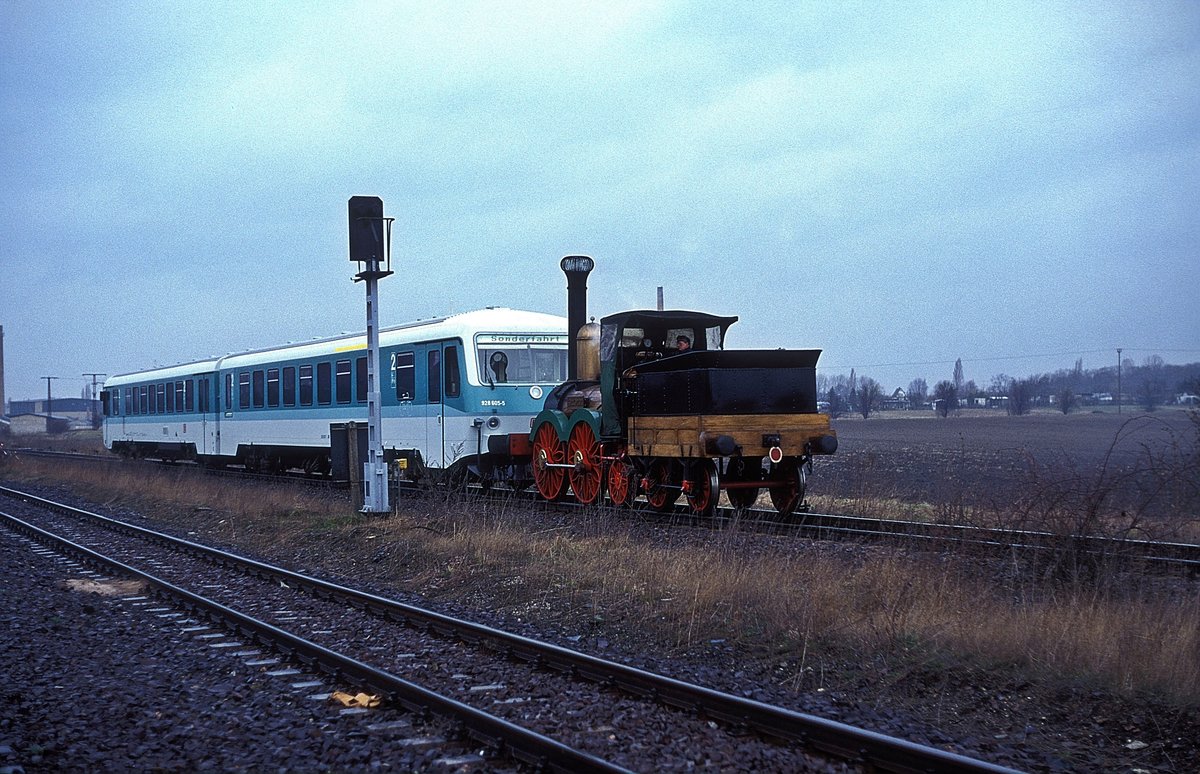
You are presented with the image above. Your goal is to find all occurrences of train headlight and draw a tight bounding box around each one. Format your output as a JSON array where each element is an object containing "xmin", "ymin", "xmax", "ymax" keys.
[
  {"xmin": 487, "ymin": 416, "xmax": 500, "ymax": 429},
  {"xmin": 529, "ymin": 385, "xmax": 543, "ymax": 400}
]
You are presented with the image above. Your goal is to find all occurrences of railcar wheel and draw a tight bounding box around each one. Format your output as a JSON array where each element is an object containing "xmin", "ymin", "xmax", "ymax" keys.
[
  {"xmin": 644, "ymin": 458, "xmax": 681, "ymax": 512},
  {"xmin": 685, "ymin": 459, "xmax": 720, "ymax": 518},
  {"xmin": 567, "ymin": 424, "xmax": 605, "ymax": 505},
  {"xmin": 769, "ymin": 460, "xmax": 808, "ymax": 516},
  {"xmin": 606, "ymin": 457, "xmax": 638, "ymax": 508},
  {"xmin": 531, "ymin": 423, "xmax": 569, "ymax": 502}
]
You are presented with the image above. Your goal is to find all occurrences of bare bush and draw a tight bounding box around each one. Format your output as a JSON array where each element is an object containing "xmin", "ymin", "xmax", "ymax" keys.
[{"xmin": 997, "ymin": 413, "xmax": 1200, "ymax": 586}]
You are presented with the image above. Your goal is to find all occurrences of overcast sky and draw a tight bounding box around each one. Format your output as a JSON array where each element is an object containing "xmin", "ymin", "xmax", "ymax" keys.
[{"xmin": 2, "ymin": 1, "xmax": 1197, "ymax": 403}]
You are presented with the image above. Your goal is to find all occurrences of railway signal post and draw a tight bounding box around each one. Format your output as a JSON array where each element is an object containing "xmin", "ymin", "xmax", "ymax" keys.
[{"xmin": 348, "ymin": 196, "xmax": 394, "ymax": 514}]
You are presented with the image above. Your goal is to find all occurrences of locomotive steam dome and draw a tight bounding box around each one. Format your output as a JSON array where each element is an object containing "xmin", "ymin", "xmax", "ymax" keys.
[{"xmin": 576, "ymin": 320, "xmax": 600, "ymax": 381}]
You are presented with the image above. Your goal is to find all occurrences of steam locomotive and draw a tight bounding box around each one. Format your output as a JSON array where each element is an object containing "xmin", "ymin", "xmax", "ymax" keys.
[{"xmin": 491, "ymin": 256, "xmax": 837, "ymax": 516}]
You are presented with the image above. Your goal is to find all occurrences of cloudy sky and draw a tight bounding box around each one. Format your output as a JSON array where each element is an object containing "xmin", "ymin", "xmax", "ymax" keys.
[{"xmin": 2, "ymin": 0, "xmax": 1197, "ymax": 403}]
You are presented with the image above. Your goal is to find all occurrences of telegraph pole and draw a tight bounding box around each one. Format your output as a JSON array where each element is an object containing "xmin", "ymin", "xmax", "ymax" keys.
[
  {"xmin": 348, "ymin": 196, "xmax": 394, "ymax": 514},
  {"xmin": 83, "ymin": 372, "xmax": 107, "ymax": 427},
  {"xmin": 40, "ymin": 376, "xmax": 60, "ymax": 431},
  {"xmin": 1116, "ymin": 348, "xmax": 1122, "ymax": 414}
]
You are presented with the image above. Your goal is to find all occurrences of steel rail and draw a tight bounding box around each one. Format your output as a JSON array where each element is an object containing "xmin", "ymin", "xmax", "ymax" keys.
[
  {"xmin": 0, "ymin": 507, "xmax": 628, "ymax": 774},
  {"xmin": 751, "ymin": 509, "xmax": 1200, "ymax": 569},
  {"xmin": 0, "ymin": 485, "xmax": 1017, "ymax": 774},
  {"xmin": 9, "ymin": 450, "xmax": 1198, "ymax": 567}
]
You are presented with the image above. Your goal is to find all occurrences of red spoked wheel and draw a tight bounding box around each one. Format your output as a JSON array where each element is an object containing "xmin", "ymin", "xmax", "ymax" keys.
[
  {"xmin": 685, "ymin": 459, "xmax": 720, "ymax": 518},
  {"xmin": 606, "ymin": 456, "xmax": 638, "ymax": 508},
  {"xmin": 768, "ymin": 459, "xmax": 807, "ymax": 516},
  {"xmin": 567, "ymin": 423, "xmax": 605, "ymax": 505},
  {"xmin": 531, "ymin": 422, "xmax": 569, "ymax": 502},
  {"xmin": 644, "ymin": 458, "xmax": 680, "ymax": 512}
]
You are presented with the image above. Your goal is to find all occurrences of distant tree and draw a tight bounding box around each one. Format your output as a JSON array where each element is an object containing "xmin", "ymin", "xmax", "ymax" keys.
[
  {"xmin": 1057, "ymin": 388, "xmax": 1077, "ymax": 414},
  {"xmin": 933, "ymin": 380, "xmax": 957, "ymax": 418},
  {"xmin": 857, "ymin": 376, "xmax": 883, "ymax": 419},
  {"xmin": 953, "ymin": 359, "xmax": 965, "ymax": 394},
  {"xmin": 847, "ymin": 367, "xmax": 858, "ymax": 412},
  {"xmin": 1138, "ymin": 355, "xmax": 1167, "ymax": 412},
  {"xmin": 1008, "ymin": 377, "xmax": 1035, "ymax": 415},
  {"xmin": 963, "ymin": 379, "xmax": 980, "ymax": 406},
  {"xmin": 907, "ymin": 377, "xmax": 928, "ymax": 409},
  {"xmin": 989, "ymin": 374, "xmax": 1011, "ymax": 396},
  {"xmin": 826, "ymin": 387, "xmax": 846, "ymax": 419}
]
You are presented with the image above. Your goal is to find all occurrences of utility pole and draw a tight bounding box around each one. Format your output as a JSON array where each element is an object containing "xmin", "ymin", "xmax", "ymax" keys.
[
  {"xmin": 40, "ymin": 376, "xmax": 60, "ymax": 432},
  {"xmin": 83, "ymin": 372, "xmax": 107, "ymax": 427},
  {"xmin": 1116, "ymin": 348, "xmax": 1122, "ymax": 414}
]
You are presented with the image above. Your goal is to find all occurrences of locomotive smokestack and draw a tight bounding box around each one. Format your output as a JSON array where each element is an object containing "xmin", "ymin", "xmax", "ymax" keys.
[{"xmin": 559, "ymin": 255, "xmax": 594, "ymax": 381}]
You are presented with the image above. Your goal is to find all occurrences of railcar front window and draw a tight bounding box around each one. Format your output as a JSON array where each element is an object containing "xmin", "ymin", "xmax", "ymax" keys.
[{"xmin": 475, "ymin": 344, "xmax": 568, "ymax": 384}]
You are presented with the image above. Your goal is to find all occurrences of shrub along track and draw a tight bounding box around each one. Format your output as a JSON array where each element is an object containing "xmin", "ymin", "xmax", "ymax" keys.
[{"xmin": 0, "ymin": 485, "xmax": 1017, "ymax": 773}]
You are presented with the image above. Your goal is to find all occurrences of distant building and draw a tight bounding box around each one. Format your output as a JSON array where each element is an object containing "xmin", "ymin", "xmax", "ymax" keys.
[
  {"xmin": 9, "ymin": 413, "xmax": 71, "ymax": 435},
  {"xmin": 7, "ymin": 397, "xmax": 98, "ymax": 427}
]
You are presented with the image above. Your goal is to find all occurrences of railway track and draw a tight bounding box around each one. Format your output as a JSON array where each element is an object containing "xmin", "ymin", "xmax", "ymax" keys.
[
  {"xmin": 12, "ymin": 446, "xmax": 1199, "ymax": 571},
  {"xmin": 0, "ymin": 484, "xmax": 1017, "ymax": 773}
]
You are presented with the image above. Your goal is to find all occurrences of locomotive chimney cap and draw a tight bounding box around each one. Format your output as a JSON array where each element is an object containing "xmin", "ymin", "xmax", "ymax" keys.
[{"xmin": 560, "ymin": 255, "xmax": 594, "ymax": 275}]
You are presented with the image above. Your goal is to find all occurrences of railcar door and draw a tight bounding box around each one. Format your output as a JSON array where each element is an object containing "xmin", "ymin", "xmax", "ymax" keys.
[
  {"xmin": 196, "ymin": 374, "xmax": 215, "ymax": 456},
  {"xmin": 423, "ymin": 341, "xmax": 465, "ymax": 471}
]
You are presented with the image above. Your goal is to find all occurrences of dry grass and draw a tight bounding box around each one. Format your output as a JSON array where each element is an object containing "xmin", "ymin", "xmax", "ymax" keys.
[{"xmin": 5, "ymin": 445, "xmax": 1198, "ymax": 705}]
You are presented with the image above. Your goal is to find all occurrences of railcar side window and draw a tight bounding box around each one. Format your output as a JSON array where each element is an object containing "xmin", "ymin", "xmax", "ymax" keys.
[
  {"xmin": 239, "ymin": 372, "xmax": 251, "ymax": 410},
  {"xmin": 184, "ymin": 380, "xmax": 193, "ymax": 412},
  {"xmin": 428, "ymin": 350, "xmax": 441, "ymax": 403},
  {"xmin": 140, "ymin": 385, "xmax": 148, "ymax": 414},
  {"xmin": 225, "ymin": 374, "xmax": 233, "ymax": 412},
  {"xmin": 335, "ymin": 360, "xmax": 351, "ymax": 405},
  {"xmin": 252, "ymin": 370, "xmax": 265, "ymax": 408},
  {"xmin": 267, "ymin": 368, "xmax": 280, "ymax": 408},
  {"xmin": 444, "ymin": 346, "xmax": 460, "ymax": 398},
  {"xmin": 124, "ymin": 388, "xmax": 132, "ymax": 415},
  {"xmin": 299, "ymin": 365, "xmax": 313, "ymax": 406},
  {"xmin": 166, "ymin": 381, "xmax": 176, "ymax": 413},
  {"xmin": 283, "ymin": 366, "xmax": 296, "ymax": 407},
  {"xmin": 197, "ymin": 378, "xmax": 209, "ymax": 413},
  {"xmin": 356, "ymin": 357, "xmax": 367, "ymax": 403},
  {"xmin": 395, "ymin": 351, "xmax": 414, "ymax": 401},
  {"xmin": 156, "ymin": 384, "xmax": 166, "ymax": 414},
  {"xmin": 317, "ymin": 362, "xmax": 332, "ymax": 405}
]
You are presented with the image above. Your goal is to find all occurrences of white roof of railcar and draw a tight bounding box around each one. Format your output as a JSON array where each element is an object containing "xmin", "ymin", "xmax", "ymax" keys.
[{"xmin": 106, "ymin": 308, "xmax": 567, "ymax": 385}]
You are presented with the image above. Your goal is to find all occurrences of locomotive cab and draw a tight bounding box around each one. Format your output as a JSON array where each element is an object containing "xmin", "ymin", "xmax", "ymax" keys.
[{"xmin": 597, "ymin": 310, "xmax": 737, "ymax": 437}]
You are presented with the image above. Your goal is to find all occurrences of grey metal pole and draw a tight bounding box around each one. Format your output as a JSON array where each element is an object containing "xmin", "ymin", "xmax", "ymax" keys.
[{"xmin": 363, "ymin": 267, "xmax": 388, "ymax": 513}]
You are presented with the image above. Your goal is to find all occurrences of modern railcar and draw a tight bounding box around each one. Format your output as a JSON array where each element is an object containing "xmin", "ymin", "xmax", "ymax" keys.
[{"xmin": 102, "ymin": 308, "xmax": 568, "ymax": 481}]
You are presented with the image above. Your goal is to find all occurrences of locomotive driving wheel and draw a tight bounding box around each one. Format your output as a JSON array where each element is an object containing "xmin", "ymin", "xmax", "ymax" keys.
[
  {"xmin": 606, "ymin": 456, "xmax": 638, "ymax": 507},
  {"xmin": 531, "ymin": 423, "xmax": 569, "ymax": 501},
  {"xmin": 768, "ymin": 459, "xmax": 808, "ymax": 516},
  {"xmin": 567, "ymin": 423, "xmax": 605, "ymax": 505},
  {"xmin": 685, "ymin": 459, "xmax": 720, "ymax": 518},
  {"xmin": 644, "ymin": 458, "xmax": 681, "ymax": 512}
]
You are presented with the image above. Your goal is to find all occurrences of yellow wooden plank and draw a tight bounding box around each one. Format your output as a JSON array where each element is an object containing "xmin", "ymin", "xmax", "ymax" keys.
[{"xmin": 629, "ymin": 413, "xmax": 834, "ymax": 458}]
